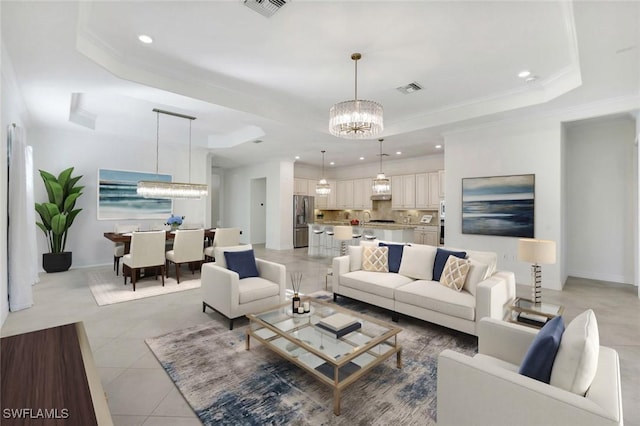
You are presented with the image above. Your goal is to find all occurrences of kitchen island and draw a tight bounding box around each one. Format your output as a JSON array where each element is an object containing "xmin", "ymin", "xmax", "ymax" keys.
[{"xmin": 307, "ymin": 222, "xmax": 415, "ymax": 257}]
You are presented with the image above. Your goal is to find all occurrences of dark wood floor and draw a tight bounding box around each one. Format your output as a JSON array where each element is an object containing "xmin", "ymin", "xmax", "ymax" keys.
[{"xmin": 1, "ymin": 323, "xmax": 98, "ymax": 426}]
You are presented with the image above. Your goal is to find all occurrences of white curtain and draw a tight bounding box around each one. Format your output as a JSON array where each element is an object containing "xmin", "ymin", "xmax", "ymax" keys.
[{"xmin": 8, "ymin": 125, "xmax": 38, "ymax": 311}]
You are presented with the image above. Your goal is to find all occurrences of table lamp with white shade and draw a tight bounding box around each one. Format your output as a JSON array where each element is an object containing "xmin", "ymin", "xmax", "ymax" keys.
[
  {"xmin": 333, "ymin": 225, "xmax": 353, "ymax": 256},
  {"xmin": 518, "ymin": 238, "xmax": 556, "ymax": 305}
]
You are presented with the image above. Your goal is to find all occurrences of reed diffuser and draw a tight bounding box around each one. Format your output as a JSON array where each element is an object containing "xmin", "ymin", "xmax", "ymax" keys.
[{"xmin": 290, "ymin": 272, "xmax": 302, "ymax": 313}]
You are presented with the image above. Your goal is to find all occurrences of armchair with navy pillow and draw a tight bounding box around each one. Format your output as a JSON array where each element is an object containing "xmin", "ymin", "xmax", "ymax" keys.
[
  {"xmin": 201, "ymin": 244, "xmax": 286, "ymax": 329},
  {"xmin": 437, "ymin": 311, "xmax": 623, "ymax": 426}
]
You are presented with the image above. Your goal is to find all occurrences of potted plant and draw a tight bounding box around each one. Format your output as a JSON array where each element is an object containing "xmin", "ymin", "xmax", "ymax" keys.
[
  {"xmin": 35, "ymin": 167, "xmax": 83, "ymax": 272},
  {"xmin": 166, "ymin": 214, "xmax": 184, "ymax": 231}
]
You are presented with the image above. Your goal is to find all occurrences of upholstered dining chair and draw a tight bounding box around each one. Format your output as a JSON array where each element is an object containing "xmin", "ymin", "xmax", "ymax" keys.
[
  {"xmin": 122, "ymin": 231, "xmax": 166, "ymax": 291},
  {"xmin": 166, "ymin": 229, "xmax": 205, "ymax": 283},
  {"xmin": 113, "ymin": 223, "xmax": 140, "ymax": 275},
  {"xmin": 204, "ymin": 227, "xmax": 241, "ymax": 262}
]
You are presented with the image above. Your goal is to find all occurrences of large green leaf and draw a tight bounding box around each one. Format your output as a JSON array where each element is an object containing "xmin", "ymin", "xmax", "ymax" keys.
[
  {"xmin": 50, "ymin": 214, "xmax": 67, "ymax": 235},
  {"xmin": 65, "ymin": 209, "xmax": 82, "ymax": 228},
  {"xmin": 63, "ymin": 192, "xmax": 81, "ymax": 213},
  {"xmin": 35, "ymin": 203, "xmax": 52, "ymax": 228},
  {"xmin": 57, "ymin": 167, "xmax": 73, "ymax": 192},
  {"xmin": 36, "ymin": 222, "xmax": 48, "ymax": 235},
  {"xmin": 40, "ymin": 170, "xmax": 57, "ymax": 202},
  {"xmin": 67, "ymin": 175, "xmax": 83, "ymax": 191}
]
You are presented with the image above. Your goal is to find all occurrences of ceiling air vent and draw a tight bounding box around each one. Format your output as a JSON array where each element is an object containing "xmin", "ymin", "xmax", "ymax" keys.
[
  {"xmin": 396, "ymin": 82, "xmax": 423, "ymax": 94},
  {"xmin": 244, "ymin": 0, "xmax": 288, "ymax": 17}
]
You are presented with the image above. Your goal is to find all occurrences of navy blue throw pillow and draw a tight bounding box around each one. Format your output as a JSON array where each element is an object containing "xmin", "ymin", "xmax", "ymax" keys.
[
  {"xmin": 379, "ymin": 242, "xmax": 405, "ymax": 273},
  {"xmin": 518, "ymin": 316, "xmax": 565, "ymax": 383},
  {"xmin": 224, "ymin": 249, "xmax": 259, "ymax": 279},
  {"xmin": 433, "ymin": 248, "xmax": 466, "ymax": 281}
]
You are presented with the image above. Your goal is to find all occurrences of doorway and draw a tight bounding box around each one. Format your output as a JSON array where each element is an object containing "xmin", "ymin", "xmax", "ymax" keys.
[{"xmin": 250, "ymin": 178, "xmax": 266, "ymax": 244}]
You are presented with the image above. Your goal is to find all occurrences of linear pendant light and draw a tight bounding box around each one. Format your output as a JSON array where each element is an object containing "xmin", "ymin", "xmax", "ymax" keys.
[{"xmin": 137, "ymin": 108, "xmax": 209, "ymax": 199}]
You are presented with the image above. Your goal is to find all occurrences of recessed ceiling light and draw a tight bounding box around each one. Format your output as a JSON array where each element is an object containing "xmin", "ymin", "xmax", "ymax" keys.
[
  {"xmin": 518, "ymin": 70, "xmax": 531, "ymax": 78},
  {"xmin": 253, "ymin": 139, "xmax": 263, "ymax": 144},
  {"xmin": 294, "ymin": 155, "xmax": 300, "ymax": 160},
  {"xmin": 329, "ymin": 161, "xmax": 335, "ymax": 166},
  {"xmin": 396, "ymin": 151, "xmax": 402, "ymax": 155},
  {"xmin": 435, "ymin": 144, "xmax": 442, "ymax": 149},
  {"xmin": 138, "ymin": 34, "xmax": 153, "ymax": 44},
  {"xmin": 359, "ymin": 157, "xmax": 365, "ymax": 160},
  {"xmin": 525, "ymin": 76, "xmax": 538, "ymax": 83}
]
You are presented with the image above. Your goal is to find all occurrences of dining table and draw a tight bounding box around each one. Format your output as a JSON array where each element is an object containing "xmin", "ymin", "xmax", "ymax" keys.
[{"xmin": 103, "ymin": 229, "xmax": 218, "ymax": 254}]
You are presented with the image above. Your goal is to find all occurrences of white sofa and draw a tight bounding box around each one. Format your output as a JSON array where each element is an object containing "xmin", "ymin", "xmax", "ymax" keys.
[
  {"xmin": 332, "ymin": 241, "xmax": 516, "ymax": 335},
  {"xmin": 437, "ymin": 317, "xmax": 623, "ymax": 426}
]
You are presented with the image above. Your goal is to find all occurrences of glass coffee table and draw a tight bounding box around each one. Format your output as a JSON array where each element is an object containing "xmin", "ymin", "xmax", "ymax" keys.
[{"xmin": 246, "ymin": 298, "xmax": 402, "ymax": 415}]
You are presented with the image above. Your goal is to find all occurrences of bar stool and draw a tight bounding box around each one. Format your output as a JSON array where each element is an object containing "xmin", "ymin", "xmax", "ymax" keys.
[
  {"xmin": 323, "ymin": 226, "xmax": 334, "ymax": 257},
  {"xmin": 310, "ymin": 225, "xmax": 324, "ymax": 256}
]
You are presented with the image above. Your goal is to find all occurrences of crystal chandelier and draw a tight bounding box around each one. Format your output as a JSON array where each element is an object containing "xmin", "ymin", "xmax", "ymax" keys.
[
  {"xmin": 372, "ymin": 138, "xmax": 390, "ymax": 194},
  {"xmin": 329, "ymin": 53, "xmax": 383, "ymax": 139},
  {"xmin": 315, "ymin": 150, "xmax": 331, "ymax": 196},
  {"xmin": 137, "ymin": 109, "xmax": 209, "ymax": 199}
]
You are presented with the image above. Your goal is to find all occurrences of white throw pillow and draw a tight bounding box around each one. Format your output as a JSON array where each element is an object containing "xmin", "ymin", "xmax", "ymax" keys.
[
  {"xmin": 398, "ymin": 244, "xmax": 437, "ymax": 280},
  {"xmin": 348, "ymin": 245, "xmax": 363, "ymax": 272},
  {"xmin": 362, "ymin": 246, "xmax": 389, "ymax": 272},
  {"xmin": 465, "ymin": 250, "xmax": 497, "ymax": 279},
  {"xmin": 214, "ymin": 244, "xmax": 253, "ymax": 269},
  {"xmin": 463, "ymin": 259, "xmax": 489, "ymax": 296},
  {"xmin": 440, "ymin": 256, "xmax": 470, "ymax": 291},
  {"xmin": 550, "ymin": 309, "xmax": 599, "ymax": 395}
]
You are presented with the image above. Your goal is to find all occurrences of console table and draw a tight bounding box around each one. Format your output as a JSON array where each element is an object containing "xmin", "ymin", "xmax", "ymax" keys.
[{"xmin": 1, "ymin": 322, "xmax": 113, "ymax": 425}]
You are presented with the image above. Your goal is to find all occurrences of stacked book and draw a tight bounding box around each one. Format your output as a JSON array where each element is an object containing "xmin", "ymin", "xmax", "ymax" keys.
[{"xmin": 316, "ymin": 313, "xmax": 362, "ymax": 338}]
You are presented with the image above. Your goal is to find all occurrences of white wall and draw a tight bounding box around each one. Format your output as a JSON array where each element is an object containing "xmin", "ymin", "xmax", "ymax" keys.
[
  {"xmin": 28, "ymin": 128, "xmax": 209, "ymax": 269},
  {"xmin": 223, "ymin": 160, "xmax": 293, "ymax": 250},
  {"xmin": 566, "ymin": 117, "xmax": 636, "ymax": 284},
  {"xmin": 444, "ymin": 118, "xmax": 565, "ymax": 290}
]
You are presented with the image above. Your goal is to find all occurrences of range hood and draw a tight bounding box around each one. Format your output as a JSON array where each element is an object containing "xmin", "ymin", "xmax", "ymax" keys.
[{"xmin": 371, "ymin": 194, "xmax": 391, "ymax": 201}]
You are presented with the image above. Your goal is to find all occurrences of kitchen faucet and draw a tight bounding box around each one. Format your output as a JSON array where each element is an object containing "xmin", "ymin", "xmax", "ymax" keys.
[{"xmin": 363, "ymin": 211, "xmax": 371, "ymax": 223}]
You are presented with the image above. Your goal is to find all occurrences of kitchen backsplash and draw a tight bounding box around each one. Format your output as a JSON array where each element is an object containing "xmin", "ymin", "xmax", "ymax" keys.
[{"xmin": 316, "ymin": 200, "xmax": 439, "ymax": 225}]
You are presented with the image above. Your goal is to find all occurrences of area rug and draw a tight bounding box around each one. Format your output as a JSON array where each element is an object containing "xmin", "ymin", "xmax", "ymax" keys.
[
  {"xmin": 87, "ymin": 268, "xmax": 201, "ymax": 306},
  {"xmin": 145, "ymin": 293, "xmax": 477, "ymax": 425}
]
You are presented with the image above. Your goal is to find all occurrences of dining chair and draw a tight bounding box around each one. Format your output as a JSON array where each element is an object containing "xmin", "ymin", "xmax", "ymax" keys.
[
  {"xmin": 204, "ymin": 228, "xmax": 241, "ymax": 262},
  {"xmin": 122, "ymin": 231, "xmax": 166, "ymax": 291},
  {"xmin": 113, "ymin": 223, "xmax": 140, "ymax": 275},
  {"xmin": 165, "ymin": 229, "xmax": 205, "ymax": 283}
]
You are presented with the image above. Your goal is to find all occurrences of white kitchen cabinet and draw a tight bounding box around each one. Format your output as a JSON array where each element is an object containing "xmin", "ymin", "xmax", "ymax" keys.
[
  {"xmin": 336, "ymin": 180, "xmax": 354, "ymax": 209},
  {"xmin": 428, "ymin": 171, "xmax": 441, "ymax": 208},
  {"xmin": 307, "ymin": 179, "xmax": 320, "ymax": 197},
  {"xmin": 294, "ymin": 178, "xmax": 308, "ymax": 195},
  {"xmin": 392, "ymin": 174, "xmax": 415, "ymax": 209},
  {"xmin": 415, "ymin": 173, "xmax": 429, "ymax": 209},
  {"xmin": 414, "ymin": 226, "xmax": 439, "ymax": 246},
  {"xmin": 352, "ymin": 178, "xmax": 373, "ymax": 210},
  {"xmin": 316, "ymin": 179, "xmax": 337, "ymax": 209},
  {"xmin": 438, "ymin": 169, "xmax": 445, "ymax": 198}
]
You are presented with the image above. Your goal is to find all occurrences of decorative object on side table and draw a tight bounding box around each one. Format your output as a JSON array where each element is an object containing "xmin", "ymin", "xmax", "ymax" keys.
[
  {"xmin": 166, "ymin": 214, "xmax": 184, "ymax": 231},
  {"xmin": 517, "ymin": 238, "xmax": 556, "ymax": 304},
  {"xmin": 290, "ymin": 272, "xmax": 302, "ymax": 313}
]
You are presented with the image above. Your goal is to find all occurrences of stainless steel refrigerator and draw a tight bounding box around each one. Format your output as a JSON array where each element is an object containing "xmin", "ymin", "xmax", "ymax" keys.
[{"xmin": 293, "ymin": 195, "xmax": 314, "ymax": 248}]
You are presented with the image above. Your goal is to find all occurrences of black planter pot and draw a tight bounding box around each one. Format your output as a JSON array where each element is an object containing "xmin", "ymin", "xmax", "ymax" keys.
[{"xmin": 43, "ymin": 252, "xmax": 72, "ymax": 273}]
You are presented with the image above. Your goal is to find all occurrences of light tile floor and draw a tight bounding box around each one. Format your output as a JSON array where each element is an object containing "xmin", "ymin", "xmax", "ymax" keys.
[{"xmin": 2, "ymin": 246, "xmax": 639, "ymax": 425}]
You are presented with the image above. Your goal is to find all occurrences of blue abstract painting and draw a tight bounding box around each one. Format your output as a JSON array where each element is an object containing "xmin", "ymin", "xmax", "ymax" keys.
[
  {"xmin": 462, "ymin": 174, "xmax": 534, "ymax": 238},
  {"xmin": 98, "ymin": 169, "xmax": 172, "ymax": 220}
]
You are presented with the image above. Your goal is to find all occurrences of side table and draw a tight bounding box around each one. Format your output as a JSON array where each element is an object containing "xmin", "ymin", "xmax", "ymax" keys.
[{"xmin": 507, "ymin": 297, "xmax": 564, "ymax": 329}]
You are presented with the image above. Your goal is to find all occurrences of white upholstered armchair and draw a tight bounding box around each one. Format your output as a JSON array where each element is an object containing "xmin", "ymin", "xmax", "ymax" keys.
[
  {"xmin": 437, "ymin": 317, "xmax": 623, "ymax": 426},
  {"xmin": 201, "ymin": 244, "xmax": 286, "ymax": 329}
]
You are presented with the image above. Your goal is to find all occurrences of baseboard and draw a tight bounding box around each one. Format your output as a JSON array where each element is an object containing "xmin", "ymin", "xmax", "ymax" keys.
[{"xmin": 567, "ymin": 270, "xmax": 632, "ymax": 285}]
